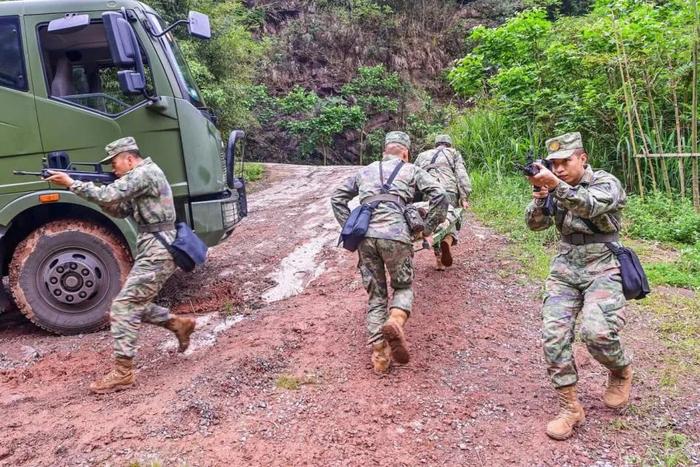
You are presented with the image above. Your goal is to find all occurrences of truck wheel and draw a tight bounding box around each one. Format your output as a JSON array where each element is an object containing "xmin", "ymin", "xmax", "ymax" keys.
[{"xmin": 9, "ymin": 220, "xmax": 132, "ymax": 335}]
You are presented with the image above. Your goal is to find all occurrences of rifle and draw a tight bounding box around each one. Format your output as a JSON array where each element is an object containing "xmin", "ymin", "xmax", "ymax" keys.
[
  {"xmin": 515, "ymin": 150, "xmax": 555, "ymax": 216},
  {"xmin": 14, "ymin": 151, "xmax": 116, "ymax": 184}
]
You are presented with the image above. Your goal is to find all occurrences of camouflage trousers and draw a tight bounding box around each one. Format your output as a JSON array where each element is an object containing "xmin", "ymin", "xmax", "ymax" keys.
[
  {"xmin": 358, "ymin": 237, "xmax": 414, "ymax": 345},
  {"xmin": 432, "ymin": 206, "xmax": 464, "ymax": 252},
  {"xmin": 111, "ymin": 234, "xmax": 177, "ymax": 359},
  {"xmin": 542, "ymin": 243, "xmax": 632, "ymax": 388}
]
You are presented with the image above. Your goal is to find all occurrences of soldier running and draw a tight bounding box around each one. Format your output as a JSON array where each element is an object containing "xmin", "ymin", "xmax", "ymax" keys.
[
  {"xmin": 47, "ymin": 137, "xmax": 196, "ymax": 394},
  {"xmin": 331, "ymin": 131, "xmax": 447, "ymax": 373}
]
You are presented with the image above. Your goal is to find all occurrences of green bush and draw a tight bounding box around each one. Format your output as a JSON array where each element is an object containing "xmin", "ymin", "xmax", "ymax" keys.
[{"xmin": 625, "ymin": 195, "xmax": 700, "ymax": 245}]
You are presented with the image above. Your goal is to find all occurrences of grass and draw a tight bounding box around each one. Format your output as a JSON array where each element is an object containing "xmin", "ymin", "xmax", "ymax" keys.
[
  {"xmin": 469, "ymin": 170, "xmax": 556, "ymax": 281},
  {"xmin": 242, "ymin": 162, "xmax": 265, "ymax": 182},
  {"xmin": 275, "ymin": 373, "xmax": 320, "ymax": 390}
]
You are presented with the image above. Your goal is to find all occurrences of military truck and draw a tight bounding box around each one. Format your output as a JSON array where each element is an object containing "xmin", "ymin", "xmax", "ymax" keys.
[{"xmin": 0, "ymin": 0, "xmax": 247, "ymax": 334}]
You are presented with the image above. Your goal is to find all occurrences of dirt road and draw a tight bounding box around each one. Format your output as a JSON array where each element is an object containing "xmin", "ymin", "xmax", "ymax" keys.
[{"xmin": 1, "ymin": 164, "xmax": 698, "ymax": 466}]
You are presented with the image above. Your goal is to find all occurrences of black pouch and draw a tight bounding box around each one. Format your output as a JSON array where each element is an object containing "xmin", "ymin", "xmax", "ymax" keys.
[
  {"xmin": 403, "ymin": 204, "xmax": 425, "ymax": 235},
  {"xmin": 338, "ymin": 203, "xmax": 377, "ymax": 252},
  {"xmin": 154, "ymin": 222, "xmax": 208, "ymax": 272},
  {"xmin": 605, "ymin": 243, "xmax": 651, "ymax": 300}
]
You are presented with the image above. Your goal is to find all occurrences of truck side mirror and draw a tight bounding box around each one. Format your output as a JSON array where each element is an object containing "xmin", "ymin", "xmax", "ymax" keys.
[
  {"xmin": 187, "ymin": 11, "xmax": 211, "ymax": 39},
  {"xmin": 102, "ymin": 12, "xmax": 146, "ymax": 95},
  {"xmin": 48, "ymin": 13, "xmax": 89, "ymax": 34}
]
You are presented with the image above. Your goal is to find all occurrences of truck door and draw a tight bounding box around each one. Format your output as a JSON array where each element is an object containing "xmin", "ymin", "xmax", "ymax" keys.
[
  {"xmin": 0, "ymin": 15, "xmax": 43, "ymax": 162},
  {"xmin": 22, "ymin": 12, "xmax": 187, "ymax": 192}
]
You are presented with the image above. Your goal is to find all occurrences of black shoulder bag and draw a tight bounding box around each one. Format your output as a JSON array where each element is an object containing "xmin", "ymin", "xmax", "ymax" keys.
[
  {"xmin": 581, "ymin": 218, "xmax": 650, "ymax": 300},
  {"xmin": 338, "ymin": 161, "xmax": 405, "ymax": 252},
  {"xmin": 154, "ymin": 222, "xmax": 208, "ymax": 272}
]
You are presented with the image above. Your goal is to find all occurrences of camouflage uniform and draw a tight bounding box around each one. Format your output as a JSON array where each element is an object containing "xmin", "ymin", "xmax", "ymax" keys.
[
  {"xmin": 331, "ymin": 132, "xmax": 447, "ymax": 345},
  {"xmin": 70, "ymin": 138, "xmax": 177, "ymax": 359},
  {"xmin": 525, "ymin": 135, "xmax": 631, "ymax": 389},
  {"xmin": 414, "ymin": 135, "xmax": 471, "ymax": 208},
  {"xmin": 412, "ymin": 201, "xmax": 463, "ymax": 249}
]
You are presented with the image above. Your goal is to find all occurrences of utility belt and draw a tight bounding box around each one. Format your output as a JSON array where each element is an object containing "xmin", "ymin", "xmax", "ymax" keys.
[
  {"xmin": 361, "ymin": 193, "xmax": 405, "ymax": 207},
  {"xmin": 137, "ymin": 221, "xmax": 176, "ymax": 234},
  {"xmin": 561, "ymin": 232, "xmax": 619, "ymax": 245}
]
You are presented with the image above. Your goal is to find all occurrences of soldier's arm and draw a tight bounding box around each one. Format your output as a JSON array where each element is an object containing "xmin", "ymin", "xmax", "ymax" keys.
[
  {"xmin": 330, "ymin": 175, "xmax": 359, "ymax": 226},
  {"xmin": 453, "ymin": 150, "xmax": 472, "ymax": 202},
  {"xmin": 69, "ymin": 170, "xmax": 150, "ymax": 205},
  {"xmin": 415, "ymin": 167, "xmax": 447, "ymax": 234},
  {"xmin": 525, "ymin": 199, "xmax": 554, "ymax": 231},
  {"xmin": 553, "ymin": 176, "xmax": 624, "ymax": 219},
  {"xmin": 100, "ymin": 201, "xmax": 133, "ymax": 218}
]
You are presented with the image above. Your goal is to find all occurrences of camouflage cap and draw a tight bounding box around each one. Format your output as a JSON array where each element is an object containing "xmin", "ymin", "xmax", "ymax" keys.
[
  {"xmin": 545, "ymin": 132, "xmax": 583, "ymax": 160},
  {"xmin": 384, "ymin": 131, "xmax": 411, "ymax": 150},
  {"xmin": 435, "ymin": 134, "xmax": 452, "ymax": 146},
  {"xmin": 100, "ymin": 136, "xmax": 139, "ymax": 163}
]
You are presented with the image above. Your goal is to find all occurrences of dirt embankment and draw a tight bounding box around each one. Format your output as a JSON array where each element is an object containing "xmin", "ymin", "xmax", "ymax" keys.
[{"xmin": 0, "ymin": 164, "xmax": 698, "ymax": 466}]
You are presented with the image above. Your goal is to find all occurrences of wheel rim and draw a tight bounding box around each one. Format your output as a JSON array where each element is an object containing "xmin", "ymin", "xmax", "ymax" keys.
[{"xmin": 38, "ymin": 248, "xmax": 111, "ymax": 313}]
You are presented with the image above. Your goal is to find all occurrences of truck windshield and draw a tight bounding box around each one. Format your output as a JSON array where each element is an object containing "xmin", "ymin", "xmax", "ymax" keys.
[{"xmin": 147, "ymin": 15, "xmax": 205, "ymax": 108}]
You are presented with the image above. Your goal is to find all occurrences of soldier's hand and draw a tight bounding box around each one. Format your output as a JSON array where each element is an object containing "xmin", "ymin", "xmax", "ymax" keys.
[
  {"xmin": 533, "ymin": 186, "xmax": 549, "ymax": 199},
  {"xmin": 461, "ymin": 200, "xmax": 470, "ymax": 210},
  {"xmin": 528, "ymin": 162, "xmax": 559, "ymax": 190},
  {"xmin": 45, "ymin": 170, "xmax": 74, "ymax": 187},
  {"xmin": 422, "ymin": 233, "xmax": 434, "ymax": 245}
]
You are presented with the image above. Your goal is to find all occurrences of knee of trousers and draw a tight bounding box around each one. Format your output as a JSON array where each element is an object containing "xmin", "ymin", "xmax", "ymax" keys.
[{"xmin": 580, "ymin": 321, "xmax": 618, "ymax": 349}]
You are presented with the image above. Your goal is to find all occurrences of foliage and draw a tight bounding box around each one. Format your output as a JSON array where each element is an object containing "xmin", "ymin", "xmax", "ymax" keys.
[
  {"xmin": 625, "ymin": 194, "xmax": 700, "ymax": 244},
  {"xmin": 448, "ymin": 1, "xmax": 700, "ymax": 196},
  {"xmin": 149, "ymin": 0, "xmax": 267, "ymax": 134},
  {"xmin": 242, "ymin": 163, "xmax": 264, "ymax": 182}
]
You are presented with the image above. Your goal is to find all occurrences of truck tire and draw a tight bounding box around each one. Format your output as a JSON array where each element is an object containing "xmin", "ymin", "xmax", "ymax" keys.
[{"xmin": 9, "ymin": 220, "xmax": 132, "ymax": 335}]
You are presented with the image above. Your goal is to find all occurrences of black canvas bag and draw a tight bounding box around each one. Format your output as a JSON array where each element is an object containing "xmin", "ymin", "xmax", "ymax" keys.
[
  {"xmin": 580, "ymin": 218, "xmax": 650, "ymax": 300},
  {"xmin": 154, "ymin": 222, "xmax": 208, "ymax": 272}
]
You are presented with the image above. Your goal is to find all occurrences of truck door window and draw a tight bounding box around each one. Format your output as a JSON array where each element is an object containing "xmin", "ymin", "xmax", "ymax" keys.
[
  {"xmin": 38, "ymin": 22, "xmax": 154, "ymax": 115},
  {"xmin": 0, "ymin": 16, "xmax": 28, "ymax": 91}
]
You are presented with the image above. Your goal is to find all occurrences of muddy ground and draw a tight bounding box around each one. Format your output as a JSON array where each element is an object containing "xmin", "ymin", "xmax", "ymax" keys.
[{"xmin": 0, "ymin": 164, "xmax": 698, "ymax": 466}]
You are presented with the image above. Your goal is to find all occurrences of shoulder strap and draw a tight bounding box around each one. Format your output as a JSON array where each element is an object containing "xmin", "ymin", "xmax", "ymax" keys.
[
  {"xmin": 580, "ymin": 217, "xmax": 603, "ymax": 234},
  {"xmin": 429, "ymin": 148, "xmax": 455, "ymax": 171},
  {"xmin": 153, "ymin": 231, "xmax": 174, "ymax": 253},
  {"xmin": 379, "ymin": 160, "xmax": 405, "ymax": 194},
  {"xmin": 430, "ymin": 149, "xmax": 443, "ymax": 165}
]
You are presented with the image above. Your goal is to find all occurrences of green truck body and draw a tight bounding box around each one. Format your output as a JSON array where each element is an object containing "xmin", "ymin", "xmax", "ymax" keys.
[{"xmin": 0, "ymin": 0, "xmax": 247, "ymax": 334}]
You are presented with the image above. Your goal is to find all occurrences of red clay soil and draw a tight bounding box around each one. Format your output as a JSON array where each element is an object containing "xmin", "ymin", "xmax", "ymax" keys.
[{"xmin": 0, "ymin": 164, "xmax": 697, "ymax": 466}]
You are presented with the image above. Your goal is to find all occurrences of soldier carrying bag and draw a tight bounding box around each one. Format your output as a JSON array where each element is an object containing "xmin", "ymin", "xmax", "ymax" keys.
[
  {"xmin": 338, "ymin": 160, "xmax": 405, "ymax": 252},
  {"xmin": 153, "ymin": 222, "xmax": 208, "ymax": 272},
  {"xmin": 580, "ymin": 218, "xmax": 650, "ymax": 300}
]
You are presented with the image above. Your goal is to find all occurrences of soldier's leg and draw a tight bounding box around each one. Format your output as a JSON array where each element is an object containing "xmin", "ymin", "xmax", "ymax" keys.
[
  {"xmin": 542, "ymin": 275, "xmax": 586, "ymax": 439},
  {"xmin": 357, "ymin": 238, "xmax": 389, "ymax": 346},
  {"xmin": 579, "ymin": 270, "xmax": 633, "ymax": 407},
  {"xmin": 111, "ymin": 256, "xmax": 176, "ymax": 358},
  {"xmin": 579, "ymin": 272, "xmax": 631, "ymax": 370},
  {"xmin": 542, "ymin": 277, "xmax": 583, "ymax": 388},
  {"xmin": 379, "ymin": 239, "xmax": 414, "ymax": 364}
]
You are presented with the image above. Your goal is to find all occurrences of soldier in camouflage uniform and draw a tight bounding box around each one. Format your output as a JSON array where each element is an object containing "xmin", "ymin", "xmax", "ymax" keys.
[
  {"xmin": 47, "ymin": 137, "xmax": 196, "ymax": 394},
  {"xmin": 524, "ymin": 132, "xmax": 633, "ymax": 440},
  {"xmin": 414, "ymin": 134, "xmax": 471, "ymax": 270},
  {"xmin": 411, "ymin": 201, "xmax": 463, "ymax": 269},
  {"xmin": 331, "ymin": 131, "xmax": 447, "ymax": 373}
]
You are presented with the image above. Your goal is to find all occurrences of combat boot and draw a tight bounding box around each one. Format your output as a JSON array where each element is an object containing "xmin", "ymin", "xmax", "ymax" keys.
[
  {"xmin": 440, "ymin": 235, "xmax": 454, "ymax": 267},
  {"xmin": 371, "ymin": 340, "xmax": 391, "ymax": 373},
  {"xmin": 164, "ymin": 316, "xmax": 197, "ymax": 352},
  {"xmin": 603, "ymin": 365, "xmax": 633, "ymax": 409},
  {"xmin": 89, "ymin": 356, "xmax": 135, "ymax": 394},
  {"xmin": 546, "ymin": 385, "xmax": 585, "ymax": 440},
  {"xmin": 382, "ymin": 308, "xmax": 409, "ymax": 364}
]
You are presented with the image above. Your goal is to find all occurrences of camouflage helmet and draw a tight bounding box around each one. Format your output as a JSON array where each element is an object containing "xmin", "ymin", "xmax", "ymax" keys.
[
  {"xmin": 384, "ymin": 131, "xmax": 411, "ymax": 150},
  {"xmin": 435, "ymin": 134, "xmax": 452, "ymax": 146},
  {"xmin": 545, "ymin": 132, "xmax": 583, "ymax": 160},
  {"xmin": 100, "ymin": 136, "xmax": 140, "ymax": 163}
]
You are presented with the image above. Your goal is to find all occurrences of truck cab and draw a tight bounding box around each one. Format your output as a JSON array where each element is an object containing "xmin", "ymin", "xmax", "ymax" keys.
[{"xmin": 0, "ymin": 0, "xmax": 246, "ymax": 334}]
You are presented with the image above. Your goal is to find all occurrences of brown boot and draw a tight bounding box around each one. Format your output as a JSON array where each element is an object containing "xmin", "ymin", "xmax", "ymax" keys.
[
  {"xmin": 440, "ymin": 235, "xmax": 454, "ymax": 267},
  {"xmin": 89, "ymin": 356, "xmax": 135, "ymax": 394},
  {"xmin": 164, "ymin": 316, "xmax": 196, "ymax": 352},
  {"xmin": 371, "ymin": 340, "xmax": 391, "ymax": 373},
  {"xmin": 603, "ymin": 366, "xmax": 633, "ymax": 408},
  {"xmin": 546, "ymin": 385, "xmax": 585, "ymax": 440},
  {"xmin": 382, "ymin": 308, "xmax": 409, "ymax": 364}
]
